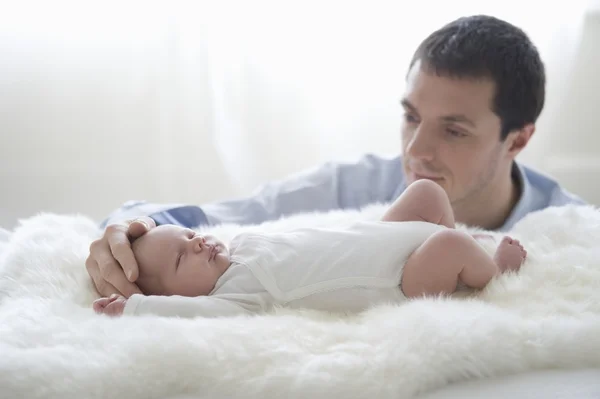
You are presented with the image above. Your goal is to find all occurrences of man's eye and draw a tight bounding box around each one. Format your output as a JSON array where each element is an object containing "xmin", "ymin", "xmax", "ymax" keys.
[
  {"xmin": 404, "ymin": 113, "xmax": 418, "ymax": 123},
  {"xmin": 447, "ymin": 129, "xmax": 467, "ymax": 138}
]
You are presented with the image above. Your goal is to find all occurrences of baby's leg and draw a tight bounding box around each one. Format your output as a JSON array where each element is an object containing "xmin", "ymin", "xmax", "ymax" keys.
[
  {"xmin": 381, "ymin": 179, "xmax": 454, "ymax": 228},
  {"xmin": 401, "ymin": 230, "xmax": 526, "ymax": 297}
]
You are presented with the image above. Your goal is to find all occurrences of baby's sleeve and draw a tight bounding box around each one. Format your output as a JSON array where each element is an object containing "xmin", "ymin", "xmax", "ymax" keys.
[{"xmin": 123, "ymin": 294, "xmax": 253, "ymax": 318}]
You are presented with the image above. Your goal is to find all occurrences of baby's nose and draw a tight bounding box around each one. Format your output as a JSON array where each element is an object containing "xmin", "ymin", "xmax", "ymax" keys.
[{"xmin": 191, "ymin": 235, "xmax": 206, "ymax": 252}]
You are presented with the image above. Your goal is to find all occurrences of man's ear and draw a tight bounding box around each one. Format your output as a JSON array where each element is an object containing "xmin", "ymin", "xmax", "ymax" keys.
[{"xmin": 506, "ymin": 123, "xmax": 536, "ymax": 157}]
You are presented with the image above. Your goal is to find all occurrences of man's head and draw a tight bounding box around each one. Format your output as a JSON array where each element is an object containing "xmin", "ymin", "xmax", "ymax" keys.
[
  {"xmin": 131, "ymin": 225, "xmax": 231, "ymax": 297},
  {"xmin": 400, "ymin": 15, "xmax": 545, "ymax": 204}
]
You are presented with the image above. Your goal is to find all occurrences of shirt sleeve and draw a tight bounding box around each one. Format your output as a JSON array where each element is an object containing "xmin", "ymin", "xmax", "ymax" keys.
[
  {"xmin": 123, "ymin": 294, "xmax": 254, "ymax": 318},
  {"xmin": 101, "ymin": 153, "xmax": 405, "ymax": 228},
  {"xmin": 101, "ymin": 202, "xmax": 209, "ymax": 228}
]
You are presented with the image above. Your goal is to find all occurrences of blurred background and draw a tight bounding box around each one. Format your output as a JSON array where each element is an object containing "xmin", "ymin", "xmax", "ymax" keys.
[{"xmin": 1, "ymin": 0, "xmax": 599, "ymax": 228}]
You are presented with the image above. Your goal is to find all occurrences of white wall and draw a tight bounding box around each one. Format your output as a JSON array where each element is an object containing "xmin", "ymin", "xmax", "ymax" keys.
[
  {"xmin": 538, "ymin": 11, "xmax": 600, "ymax": 204},
  {"xmin": 0, "ymin": 3, "xmax": 598, "ymax": 229},
  {"xmin": 0, "ymin": 4, "xmax": 237, "ymax": 228}
]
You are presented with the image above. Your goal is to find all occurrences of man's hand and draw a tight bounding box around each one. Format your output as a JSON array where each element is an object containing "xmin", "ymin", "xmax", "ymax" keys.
[
  {"xmin": 93, "ymin": 294, "xmax": 128, "ymax": 317},
  {"xmin": 85, "ymin": 216, "xmax": 156, "ymax": 298}
]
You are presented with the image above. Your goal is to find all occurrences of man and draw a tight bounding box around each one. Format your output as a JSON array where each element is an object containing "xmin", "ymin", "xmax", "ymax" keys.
[{"xmin": 86, "ymin": 15, "xmax": 584, "ymax": 298}]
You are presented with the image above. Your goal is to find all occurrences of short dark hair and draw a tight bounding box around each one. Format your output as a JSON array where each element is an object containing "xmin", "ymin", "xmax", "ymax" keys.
[{"xmin": 409, "ymin": 15, "xmax": 545, "ymax": 140}]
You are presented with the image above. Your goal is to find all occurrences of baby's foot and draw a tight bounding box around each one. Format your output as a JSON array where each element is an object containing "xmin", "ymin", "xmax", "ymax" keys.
[{"xmin": 493, "ymin": 236, "xmax": 527, "ymax": 273}]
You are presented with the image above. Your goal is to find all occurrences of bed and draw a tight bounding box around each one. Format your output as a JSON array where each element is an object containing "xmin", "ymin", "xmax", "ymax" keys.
[
  {"xmin": 0, "ymin": 226, "xmax": 10, "ymax": 254},
  {"xmin": 0, "ymin": 204, "xmax": 599, "ymax": 399}
]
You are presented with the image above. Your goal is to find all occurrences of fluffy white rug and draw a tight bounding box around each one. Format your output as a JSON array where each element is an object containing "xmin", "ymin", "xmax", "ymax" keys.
[{"xmin": 1, "ymin": 203, "xmax": 600, "ymax": 399}]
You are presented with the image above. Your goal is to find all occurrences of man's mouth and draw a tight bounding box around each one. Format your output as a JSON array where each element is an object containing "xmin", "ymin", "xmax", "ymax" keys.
[
  {"xmin": 405, "ymin": 161, "xmax": 443, "ymax": 182},
  {"xmin": 412, "ymin": 172, "xmax": 443, "ymax": 181}
]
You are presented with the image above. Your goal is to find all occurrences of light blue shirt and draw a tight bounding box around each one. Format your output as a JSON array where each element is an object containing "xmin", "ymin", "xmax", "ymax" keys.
[{"xmin": 102, "ymin": 154, "xmax": 586, "ymax": 231}]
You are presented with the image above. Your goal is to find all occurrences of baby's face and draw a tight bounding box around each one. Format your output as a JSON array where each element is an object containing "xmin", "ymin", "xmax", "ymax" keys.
[{"xmin": 132, "ymin": 225, "xmax": 230, "ymax": 296}]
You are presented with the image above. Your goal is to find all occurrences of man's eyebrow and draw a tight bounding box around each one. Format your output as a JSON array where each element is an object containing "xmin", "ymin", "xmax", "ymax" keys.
[
  {"xmin": 401, "ymin": 98, "xmax": 476, "ymax": 127},
  {"xmin": 400, "ymin": 98, "xmax": 417, "ymax": 113},
  {"xmin": 442, "ymin": 115, "xmax": 476, "ymax": 127}
]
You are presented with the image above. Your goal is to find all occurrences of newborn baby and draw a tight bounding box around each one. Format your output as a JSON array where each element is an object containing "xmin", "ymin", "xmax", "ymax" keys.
[{"xmin": 93, "ymin": 180, "xmax": 527, "ymax": 318}]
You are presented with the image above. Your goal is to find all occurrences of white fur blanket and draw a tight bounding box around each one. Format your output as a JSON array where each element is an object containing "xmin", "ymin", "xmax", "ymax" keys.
[{"xmin": 1, "ymin": 204, "xmax": 600, "ymax": 399}]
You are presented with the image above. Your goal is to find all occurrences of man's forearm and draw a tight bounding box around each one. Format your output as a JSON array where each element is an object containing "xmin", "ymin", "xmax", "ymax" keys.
[
  {"xmin": 101, "ymin": 154, "xmax": 405, "ymax": 229},
  {"xmin": 101, "ymin": 202, "xmax": 208, "ymax": 229}
]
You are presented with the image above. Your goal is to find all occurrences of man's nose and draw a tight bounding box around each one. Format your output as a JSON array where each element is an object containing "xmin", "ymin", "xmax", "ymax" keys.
[{"xmin": 406, "ymin": 126, "xmax": 436, "ymax": 161}]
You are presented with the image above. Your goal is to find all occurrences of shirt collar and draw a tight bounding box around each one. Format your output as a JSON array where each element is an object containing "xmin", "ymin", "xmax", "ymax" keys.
[{"xmin": 498, "ymin": 161, "xmax": 532, "ymax": 231}]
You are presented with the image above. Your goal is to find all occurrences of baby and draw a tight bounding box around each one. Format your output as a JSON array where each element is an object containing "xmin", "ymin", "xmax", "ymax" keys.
[{"xmin": 93, "ymin": 179, "xmax": 527, "ymax": 318}]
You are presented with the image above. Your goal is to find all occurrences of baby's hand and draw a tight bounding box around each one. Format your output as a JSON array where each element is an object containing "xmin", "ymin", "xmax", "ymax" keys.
[{"xmin": 93, "ymin": 294, "xmax": 127, "ymax": 317}]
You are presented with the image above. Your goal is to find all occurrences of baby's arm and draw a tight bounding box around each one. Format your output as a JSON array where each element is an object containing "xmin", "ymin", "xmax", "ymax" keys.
[
  {"xmin": 123, "ymin": 294, "xmax": 253, "ymax": 318},
  {"xmin": 93, "ymin": 294, "xmax": 253, "ymax": 318}
]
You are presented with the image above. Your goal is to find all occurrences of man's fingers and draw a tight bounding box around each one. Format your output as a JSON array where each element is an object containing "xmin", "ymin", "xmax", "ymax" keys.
[
  {"xmin": 107, "ymin": 233, "xmax": 139, "ymax": 283},
  {"xmin": 86, "ymin": 256, "xmax": 120, "ymax": 297},
  {"xmin": 127, "ymin": 217, "xmax": 156, "ymax": 240},
  {"xmin": 96, "ymin": 246, "xmax": 141, "ymax": 298},
  {"xmin": 86, "ymin": 221, "xmax": 145, "ymax": 299},
  {"xmin": 91, "ymin": 274, "xmax": 120, "ymax": 298},
  {"xmin": 108, "ymin": 294, "xmax": 121, "ymax": 303},
  {"xmin": 127, "ymin": 222, "xmax": 148, "ymax": 239}
]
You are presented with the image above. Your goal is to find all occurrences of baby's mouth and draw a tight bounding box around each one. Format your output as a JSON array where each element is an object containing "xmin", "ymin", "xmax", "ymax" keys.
[{"xmin": 208, "ymin": 244, "xmax": 219, "ymax": 261}]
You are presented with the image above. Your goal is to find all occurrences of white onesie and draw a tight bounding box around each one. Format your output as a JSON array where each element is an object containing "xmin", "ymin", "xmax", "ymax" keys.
[{"xmin": 124, "ymin": 220, "xmax": 446, "ymax": 318}]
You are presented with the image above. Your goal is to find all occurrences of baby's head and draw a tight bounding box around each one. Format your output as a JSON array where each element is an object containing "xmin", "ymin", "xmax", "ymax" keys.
[{"xmin": 131, "ymin": 225, "xmax": 231, "ymax": 297}]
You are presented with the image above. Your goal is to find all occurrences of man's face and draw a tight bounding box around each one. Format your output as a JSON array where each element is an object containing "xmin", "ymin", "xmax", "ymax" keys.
[{"xmin": 400, "ymin": 62, "xmax": 511, "ymax": 205}]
